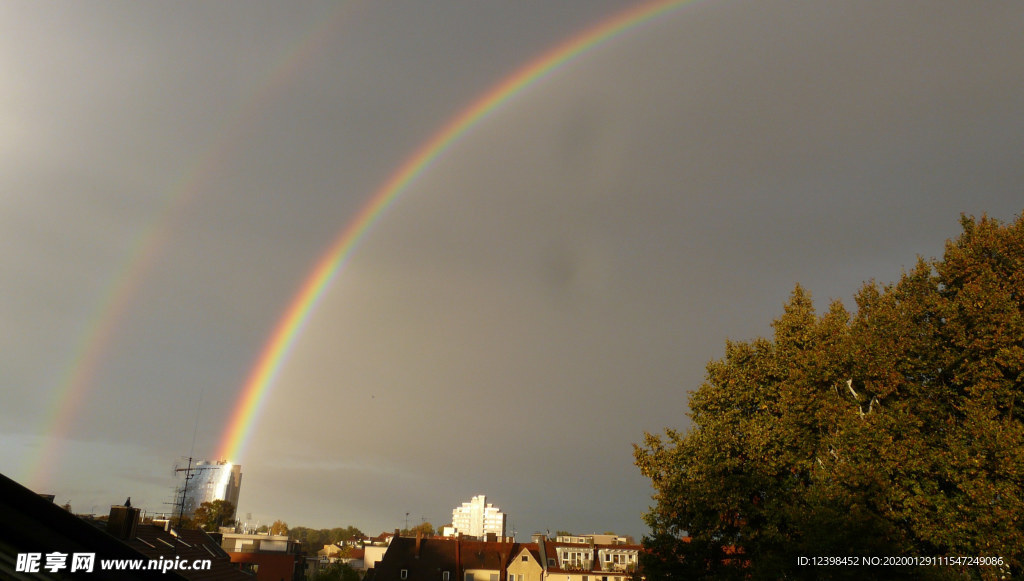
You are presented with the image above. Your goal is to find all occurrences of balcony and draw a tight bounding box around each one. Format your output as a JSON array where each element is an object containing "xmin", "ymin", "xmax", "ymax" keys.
[{"xmin": 560, "ymin": 561, "xmax": 592, "ymax": 572}]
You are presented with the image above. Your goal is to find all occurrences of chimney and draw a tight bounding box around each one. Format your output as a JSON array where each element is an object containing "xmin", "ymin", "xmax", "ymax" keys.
[
  {"xmin": 455, "ymin": 535, "xmax": 462, "ymax": 580},
  {"xmin": 107, "ymin": 505, "xmax": 141, "ymax": 541},
  {"xmin": 415, "ymin": 530, "xmax": 422, "ymax": 558},
  {"xmin": 538, "ymin": 536, "xmax": 548, "ymax": 574}
]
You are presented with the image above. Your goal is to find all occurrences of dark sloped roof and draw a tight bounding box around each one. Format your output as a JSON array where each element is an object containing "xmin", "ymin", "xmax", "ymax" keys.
[
  {"xmin": 371, "ymin": 537, "xmax": 457, "ymax": 581},
  {"xmin": 126, "ymin": 525, "xmax": 250, "ymax": 581},
  {"xmin": 457, "ymin": 540, "xmax": 518, "ymax": 571},
  {"xmin": 372, "ymin": 537, "xmax": 546, "ymax": 581},
  {"xmin": 0, "ymin": 471, "xmax": 183, "ymax": 580}
]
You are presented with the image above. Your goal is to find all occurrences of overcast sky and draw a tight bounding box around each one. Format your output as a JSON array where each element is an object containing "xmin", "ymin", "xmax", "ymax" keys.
[{"xmin": 2, "ymin": 0, "xmax": 1022, "ymax": 540}]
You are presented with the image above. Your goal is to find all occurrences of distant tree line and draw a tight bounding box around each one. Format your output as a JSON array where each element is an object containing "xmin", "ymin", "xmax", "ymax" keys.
[
  {"xmin": 289, "ymin": 525, "xmax": 366, "ymax": 550},
  {"xmin": 400, "ymin": 522, "xmax": 435, "ymax": 537}
]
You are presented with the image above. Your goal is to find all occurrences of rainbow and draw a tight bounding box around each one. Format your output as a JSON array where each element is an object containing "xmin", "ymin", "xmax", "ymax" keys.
[
  {"xmin": 25, "ymin": 3, "xmax": 363, "ymax": 489},
  {"xmin": 216, "ymin": 0, "xmax": 699, "ymax": 462}
]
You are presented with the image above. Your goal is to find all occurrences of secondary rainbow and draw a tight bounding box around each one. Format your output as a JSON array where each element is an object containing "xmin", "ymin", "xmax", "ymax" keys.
[
  {"xmin": 25, "ymin": 3, "xmax": 361, "ymax": 489},
  {"xmin": 216, "ymin": 0, "xmax": 698, "ymax": 462}
]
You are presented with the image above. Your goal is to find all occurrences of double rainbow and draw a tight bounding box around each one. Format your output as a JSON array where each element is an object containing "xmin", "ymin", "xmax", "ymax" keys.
[{"xmin": 215, "ymin": 0, "xmax": 697, "ymax": 462}]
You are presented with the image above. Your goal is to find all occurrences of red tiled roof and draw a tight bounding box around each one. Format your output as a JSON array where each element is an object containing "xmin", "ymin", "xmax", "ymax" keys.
[{"xmin": 458, "ymin": 540, "xmax": 518, "ymax": 570}]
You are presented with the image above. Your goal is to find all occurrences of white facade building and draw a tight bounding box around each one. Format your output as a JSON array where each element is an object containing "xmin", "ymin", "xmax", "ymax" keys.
[{"xmin": 450, "ymin": 495, "xmax": 506, "ymax": 538}]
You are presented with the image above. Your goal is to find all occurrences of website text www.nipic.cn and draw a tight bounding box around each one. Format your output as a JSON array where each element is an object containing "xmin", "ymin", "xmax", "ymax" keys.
[{"xmin": 16, "ymin": 552, "xmax": 212, "ymax": 574}]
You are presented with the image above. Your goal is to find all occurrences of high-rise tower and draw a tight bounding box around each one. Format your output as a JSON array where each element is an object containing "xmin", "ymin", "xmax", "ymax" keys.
[
  {"xmin": 451, "ymin": 494, "xmax": 506, "ymax": 538},
  {"xmin": 176, "ymin": 460, "xmax": 242, "ymax": 519}
]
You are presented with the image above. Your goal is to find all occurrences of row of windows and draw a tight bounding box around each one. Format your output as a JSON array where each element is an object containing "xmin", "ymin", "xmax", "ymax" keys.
[
  {"xmin": 396, "ymin": 556, "xmax": 634, "ymax": 580},
  {"xmin": 518, "ymin": 576, "xmax": 623, "ymax": 581},
  {"xmin": 560, "ymin": 550, "xmax": 592, "ymax": 565},
  {"xmin": 557, "ymin": 551, "xmax": 636, "ymax": 565},
  {"xmin": 602, "ymin": 553, "xmax": 635, "ymax": 563}
]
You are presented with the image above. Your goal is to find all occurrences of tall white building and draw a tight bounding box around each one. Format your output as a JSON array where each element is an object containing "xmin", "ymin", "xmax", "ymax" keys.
[{"xmin": 450, "ymin": 495, "xmax": 506, "ymax": 538}]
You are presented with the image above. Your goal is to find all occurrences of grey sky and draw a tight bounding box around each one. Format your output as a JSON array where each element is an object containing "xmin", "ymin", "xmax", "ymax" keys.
[{"xmin": 1, "ymin": 1, "xmax": 1022, "ymax": 539}]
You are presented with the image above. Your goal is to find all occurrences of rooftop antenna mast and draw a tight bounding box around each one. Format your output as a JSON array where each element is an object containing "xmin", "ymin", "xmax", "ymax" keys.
[
  {"xmin": 174, "ymin": 457, "xmax": 197, "ymax": 527},
  {"xmin": 172, "ymin": 390, "xmax": 210, "ymax": 530}
]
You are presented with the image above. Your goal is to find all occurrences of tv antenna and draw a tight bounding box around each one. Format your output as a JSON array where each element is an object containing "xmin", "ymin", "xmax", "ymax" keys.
[
  {"xmin": 169, "ymin": 389, "xmax": 211, "ymax": 529},
  {"xmin": 172, "ymin": 457, "xmax": 215, "ymax": 527}
]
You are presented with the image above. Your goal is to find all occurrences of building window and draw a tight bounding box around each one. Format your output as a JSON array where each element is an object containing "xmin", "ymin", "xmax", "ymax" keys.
[
  {"xmin": 400, "ymin": 569, "xmax": 407, "ymax": 580},
  {"xmin": 522, "ymin": 555, "xmax": 528, "ymax": 562}
]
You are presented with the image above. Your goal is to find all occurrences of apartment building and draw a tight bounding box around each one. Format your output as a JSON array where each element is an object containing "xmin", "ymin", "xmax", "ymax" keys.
[{"xmin": 450, "ymin": 495, "xmax": 507, "ymax": 539}]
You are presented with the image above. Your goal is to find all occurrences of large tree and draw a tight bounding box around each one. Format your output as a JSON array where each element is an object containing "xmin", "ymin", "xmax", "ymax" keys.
[
  {"xmin": 192, "ymin": 500, "xmax": 236, "ymax": 532},
  {"xmin": 635, "ymin": 214, "xmax": 1024, "ymax": 580}
]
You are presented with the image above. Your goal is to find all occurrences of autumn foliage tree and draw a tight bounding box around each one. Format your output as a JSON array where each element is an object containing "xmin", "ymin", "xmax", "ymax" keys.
[
  {"xmin": 316, "ymin": 562, "xmax": 360, "ymax": 581},
  {"xmin": 192, "ymin": 500, "xmax": 236, "ymax": 532},
  {"xmin": 635, "ymin": 214, "xmax": 1024, "ymax": 580},
  {"xmin": 402, "ymin": 522, "xmax": 435, "ymax": 537}
]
